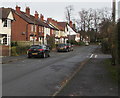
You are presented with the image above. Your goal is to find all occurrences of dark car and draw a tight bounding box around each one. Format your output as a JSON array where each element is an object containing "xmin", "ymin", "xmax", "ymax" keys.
[
  {"xmin": 66, "ymin": 43, "xmax": 74, "ymax": 51},
  {"xmin": 57, "ymin": 43, "xmax": 69, "ymax": 52},
  {"xmin": 27, "ymin": 45, "xmax": 50, "ymax": 58}
]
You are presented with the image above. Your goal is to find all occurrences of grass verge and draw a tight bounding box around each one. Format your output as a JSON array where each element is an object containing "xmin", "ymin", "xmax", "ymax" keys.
[{"xmin": 104, "ymin": 59, "xmax": 118, "ymax": 82}]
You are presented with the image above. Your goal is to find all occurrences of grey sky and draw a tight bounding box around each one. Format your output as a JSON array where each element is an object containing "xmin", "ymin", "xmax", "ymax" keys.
[{"xmin": 0, "ymin": 1, "xmax": 119, "ymax": 21}]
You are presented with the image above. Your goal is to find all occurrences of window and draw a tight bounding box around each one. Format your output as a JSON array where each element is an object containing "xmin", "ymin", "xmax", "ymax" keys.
[
  {"xmin": 31, "ymin": 25, "xmax": 37, "ymax": 32},
  {"xmin": 7, "ymin": 20, "xmax": 11, "ymax": 28},
  {"xmin": 39, "ymin": 27, "xmax": 41, "ymax": 32},
  {"xmin": 3, "ymin": 20, "xmax": 7, "ymax": 27},
  {"xmin": 31, "ymin": 25, "xmax": 33, "ymax": 32},
  {"xmin": 42, "ymin": 27, "xmax": 44, "ymax": 33},
  {"xmin": 3, "ymin": 37, "xmax": 7, "ymax": 45},
  {"xmin": 35, "ymin": 25, "xmax": 37, "ymax": 32}
]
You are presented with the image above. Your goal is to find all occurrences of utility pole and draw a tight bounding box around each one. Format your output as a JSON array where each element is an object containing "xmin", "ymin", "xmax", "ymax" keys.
[
  {"xmin": 112, "ymin": 0, "xmax": 116, "ymax": 22},
  {"xmin": 111, "ymin": 0, "xmax": 116, "ymax": 65}
]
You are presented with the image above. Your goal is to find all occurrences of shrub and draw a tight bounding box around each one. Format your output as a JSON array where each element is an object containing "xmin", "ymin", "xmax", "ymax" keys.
[
  {"xmin": 11, "ymin": 46, "xmax": 30, "ymax": 56},
  {"xmin": 11, "ymin": 41, "xmax": 18, "ymax": 47},
  {"xmin": 11, "ymin": 46, "xmax": 18, "ymax": 56},
  {"xmin": 101, "ymin": 38, "xmax": 110, "ymax": 54}
]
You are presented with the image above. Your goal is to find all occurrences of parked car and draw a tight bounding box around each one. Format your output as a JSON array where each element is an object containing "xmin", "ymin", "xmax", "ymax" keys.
[
  {"xmin": 27, "ymin": 45, "xmax": 50, "ymax": 58},
  {"xmin": 85, "ymin": 42, "xmax": 89, "ymax": 46},
  {"xmin": 66, "ymin": 43, "xmax": 74, "ymax": 51},
  {"xmin": 57, "ymin": 43, "xmax": 69, "ymax": 52}
]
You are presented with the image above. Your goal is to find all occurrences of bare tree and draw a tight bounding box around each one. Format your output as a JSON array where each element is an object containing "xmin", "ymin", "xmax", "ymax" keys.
[{"xmin": 65, "ymin": 5, "xmax": 74, "ymax": 23}]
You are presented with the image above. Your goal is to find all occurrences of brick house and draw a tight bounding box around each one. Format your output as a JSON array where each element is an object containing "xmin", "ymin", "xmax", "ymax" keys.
[
  {"xmin": 11, "ymin": 6, "xmax": 58, "ymax": 45},
  {"xmin": 11, "ymin": 6, "xmax": 40, "ymax": 42},
  {"xmin": 39, "ymin": 14, "xmax": 58, "ymax": 45}
]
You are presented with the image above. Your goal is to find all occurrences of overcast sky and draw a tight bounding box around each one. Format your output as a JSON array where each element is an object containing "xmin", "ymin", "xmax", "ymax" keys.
[{"xmin": 0, "ymin": 0, "xmax": 119, "ymax": 21}]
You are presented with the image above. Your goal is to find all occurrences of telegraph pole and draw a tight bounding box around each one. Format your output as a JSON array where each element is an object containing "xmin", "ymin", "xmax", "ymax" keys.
[
  {"xmin": 112, "ymin": 0, "xmax": 116, "ymax": 22},
  {"xmin": 111, "ymin": 0, "xmax": 116, "ymax": 65}
]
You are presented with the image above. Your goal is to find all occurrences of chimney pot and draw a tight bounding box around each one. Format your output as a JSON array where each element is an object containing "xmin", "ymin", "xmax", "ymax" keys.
[
  {"xmin": 40, "ymin": 14, "xmax": 44, "ymax": 21},
  {"xmin": 16, "ymin": 5, "xmax": 21, "ymax": 13},
  {"xmin": 34, "ymin": 11, "xmax": 39, "ymax": 19},
  {"xmin": 26, "ymin": 7, "xmax": 30, "ymax": 16}
]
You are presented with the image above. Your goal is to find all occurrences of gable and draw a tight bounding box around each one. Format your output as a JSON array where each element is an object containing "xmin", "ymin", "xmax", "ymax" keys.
[
  {"xmin": 7, "ymin": 11, "xmax": 14, "ymax": 20},
  {"xmin": 67, "ymin": 25, "xmax": 76, "ymax": 35}
]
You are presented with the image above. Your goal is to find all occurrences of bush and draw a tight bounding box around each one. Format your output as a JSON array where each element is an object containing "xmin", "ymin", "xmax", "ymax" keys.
[
  {"xmin": 101, "ymin": 38, "xmax": 110, "ymax": 54},
  {"xmin": 11, "ymin": 46, "xmax": 30, "ymax": 56},
  {"xmin": 11, "ymin": 46, "xmax": 18, "ymax": 56},
  {"xmin": 11, "ymin": 41, "xmax": 18, "ymax": 47},
  {"xmin": 77, "ymin": 41, "xmax": 85, "ymax": 46},
  {"xmin": 67, "ymin": 40, "xmax": 85, "ymax": 46}
]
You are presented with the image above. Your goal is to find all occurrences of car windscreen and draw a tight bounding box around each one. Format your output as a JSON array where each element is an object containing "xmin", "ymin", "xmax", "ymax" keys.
[
  {"xmin": 66, "ymin": 43, "xmax": 71, "ymax": 46},
  {"xmin": 30, "ymin": 46, "xmax": 42, "ymax": 49},
  {"xmin": 58, "ymin": 44, "xmax": 66, "ymax": 47}
]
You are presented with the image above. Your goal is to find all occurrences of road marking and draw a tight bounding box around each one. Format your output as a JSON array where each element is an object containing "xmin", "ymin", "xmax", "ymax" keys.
[
  {"xmin": 95, "ymin": 55, "xmax": 98, "ymax": 58},
  {"xmin": 90, "ymin": 54, "xmax": 94, "ymax": 58}
]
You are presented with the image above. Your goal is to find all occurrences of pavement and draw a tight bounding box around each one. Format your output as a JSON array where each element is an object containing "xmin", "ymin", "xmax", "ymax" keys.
[
  {"xmin": 57, "ymin": 47, "xmax": 118, "ymax": 96},
  {"xmin": 0, "ymin": 55, "xmax": 27, "ymax": 64}
]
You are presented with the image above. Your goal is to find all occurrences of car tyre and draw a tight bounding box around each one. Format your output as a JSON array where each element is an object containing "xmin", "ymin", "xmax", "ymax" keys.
[
  {"xmin": 48, "ymin": 53, "xmax": 50, "ymax": 57},
  {"xmin": 28, "ymin": 55, "xmax": 32, "ymax": 58},
  {"xmin": 42, "ymin": 53, "xmax": 46, "ymax": 58}
]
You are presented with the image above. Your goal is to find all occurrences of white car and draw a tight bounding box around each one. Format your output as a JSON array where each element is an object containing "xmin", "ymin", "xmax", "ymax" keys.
[{"xmin": 85, "ymin": 42, "xmax": 89, "ymax": 46}]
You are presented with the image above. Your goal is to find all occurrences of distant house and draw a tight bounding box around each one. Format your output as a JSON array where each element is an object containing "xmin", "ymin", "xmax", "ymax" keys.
[
  {"xmin": 0, "ymin": 7, "xmax": 14, "ymax": 46},
  {"xmin": 47, "ymin": 18, "xmax": 79, "ymax": 44},
  {"xmin": 47, "ymin": 18, "xmax": 68, "ymax": 44},
  {"xmin": 39, "ymin": 14, "xmax": 58, "ymax": 45},
  {"xmin": 66, "ymin": 21, "xmax": 80, "ymax": 42}
]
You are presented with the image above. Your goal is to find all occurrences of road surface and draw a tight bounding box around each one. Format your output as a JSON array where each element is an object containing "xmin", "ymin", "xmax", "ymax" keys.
[{"xmin": 2, "ymin": 45, "xmax": 98, "ymax": 96}]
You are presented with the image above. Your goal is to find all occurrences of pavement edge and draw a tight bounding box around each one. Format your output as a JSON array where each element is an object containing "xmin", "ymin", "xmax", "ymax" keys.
[{"xmin": 52, "ymin": 58, "xmax": 90, "ymax": 96}]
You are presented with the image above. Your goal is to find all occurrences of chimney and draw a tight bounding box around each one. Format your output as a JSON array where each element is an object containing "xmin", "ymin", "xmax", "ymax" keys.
[
  {"xmin": 16, "ymin": 5, "xmax": 21, "ymax": 13},
  {"xmin": 26, "ymin": 7, "xmax": 30, "ymax": 16},
  {"xmin": 73, "ymin": 24, "xmax": 76, "ymax": 30},
  {"xmin": 40, "ymin": 14, "xmax": 44, "ymax": 21},
  {"xmin": 69, "ymin": 21, "xmax": 73, "ymax": 28},
  {"xmin": 34, "ymin": 11, "xmax": 39, "ymax": 19}
]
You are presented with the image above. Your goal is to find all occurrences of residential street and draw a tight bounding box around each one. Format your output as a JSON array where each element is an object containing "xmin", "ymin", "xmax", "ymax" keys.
[{"xmin": 2, "ymin": 45, "xmax": 97, "ymax": 96}]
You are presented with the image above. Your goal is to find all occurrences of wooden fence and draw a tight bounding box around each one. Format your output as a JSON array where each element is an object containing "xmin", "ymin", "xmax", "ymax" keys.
[{"xmin": 0, "ymin": 45, "xmax": 10, "ymax": 56}]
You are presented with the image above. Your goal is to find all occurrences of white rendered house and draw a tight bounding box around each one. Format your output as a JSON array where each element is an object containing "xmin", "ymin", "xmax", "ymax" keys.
[{"xmin": 0, "ymin": 8, "xmax": 14, "ymax": 46}]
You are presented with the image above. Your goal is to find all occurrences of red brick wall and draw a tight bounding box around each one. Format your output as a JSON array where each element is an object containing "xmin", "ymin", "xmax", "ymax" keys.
[{"xmin": 11, "ymin": 12, "xmax": 28, "ymax": 41}]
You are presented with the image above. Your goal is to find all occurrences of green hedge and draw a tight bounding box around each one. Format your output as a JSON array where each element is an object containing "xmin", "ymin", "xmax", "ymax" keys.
[
  {"xmin": 67, "ymin": 40, "xmax": 85, "ymax": 46},
  {"xmin": 11, "ymin": 46, "xmax": 30, "ymax": 56}
]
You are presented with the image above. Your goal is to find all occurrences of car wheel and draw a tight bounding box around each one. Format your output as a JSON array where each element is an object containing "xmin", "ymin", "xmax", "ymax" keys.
[
  {"xmin": 48, "ymin": 53, "xmax": 50, "ymax": 57},
  {"xmin": 28, "ymin": 55, "xmax": 32, "ymax": 58},
  {"xmin": 42, "ymin": 53, "xmax": 46, "ymax": 58}
]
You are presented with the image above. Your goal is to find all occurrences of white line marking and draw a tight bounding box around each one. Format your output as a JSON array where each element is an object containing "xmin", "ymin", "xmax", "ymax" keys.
[
  {"xmin": 95, "ymin": 55, "xmax": 98, "ymax": 58},
  {"xmin": 90, "ymin": 54, "xmax": 94, "ymax": 58}
]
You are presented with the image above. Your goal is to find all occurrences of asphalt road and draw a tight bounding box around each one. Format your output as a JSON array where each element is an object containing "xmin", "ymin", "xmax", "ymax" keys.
[
  {"xmin": 2, "ymin": 45, "xmax": 98, "ymax": 96},
  {"xmin": 58, "ymin": 48, "xmax": 118, "ymax": 96}
]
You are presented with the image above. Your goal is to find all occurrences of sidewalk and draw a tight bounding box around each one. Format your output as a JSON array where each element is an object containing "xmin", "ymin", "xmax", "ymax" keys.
[
  {"xmin": 57, "ymin": 48, "xmax": 118, "ymax": 96},
  {"xmin": 0, "ymin": 55, "xmax": 27, "ymax": 64}
]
